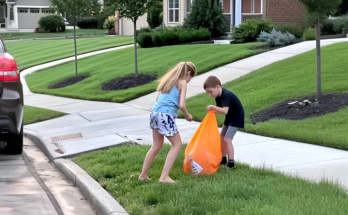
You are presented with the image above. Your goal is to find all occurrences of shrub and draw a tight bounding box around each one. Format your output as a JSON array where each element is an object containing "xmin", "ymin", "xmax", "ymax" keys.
[
  {"xmin": 302, "ymin": 28, "xmax": 316, "ymax": 41},
  {"xmin": 333, "ymin": 16, "xmax": 348, "ymax": 34},
  {"xmin": 97, "ymin": 11, "xmax": 109, "ymax": 29},
  {"xmin": 275, "ymin": 24, "xmax": 304, "ymax": 38},
  {"xmin": 321, "ymin": 19, "xmax": 336, "ymax": 35},
  {"xmin": 258, "ymin": 28, "xmax": 296, "ymax": 46},
  {"xmin": 77, "ymin": 18, "xmax": 98, "ymax": 29},
  {"xmin": 184, "ymin": 0, "xmax": 226, "ymax": 37},
  {"xmin": 232, "ymin": 18, "xmax": 275, "ymax": 43},
  {"xmin": 136, "ymin": 27, "xmax": 152, "ymax": 35},
  {"xmin": 103, "ymin": 16, "xmax": 115, "ymax": 30},
  {"xmin": 151, "ymin": 32, "xmax": 163, "ymax": 46},
  {"xmin": 137, "ymin": 32, "xmax": 155, "ymax": 48},
  {"xmin": 38, "ymin": 15, "xmax": 65, "ymax": 32},
  {"xmin": 147, "ymin": 1, "xmax": 163, "ymax": 29},
  {"xmin": 160, "ymin": 29, "xmax": 180, "ymax": 46}
]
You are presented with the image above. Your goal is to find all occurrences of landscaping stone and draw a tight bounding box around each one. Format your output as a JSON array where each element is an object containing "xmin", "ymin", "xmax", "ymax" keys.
[
  {"xmin": 252, "ymin": 93, "xmax": 348, "ymax": 123},
  {"xmin": 101, "ymin": 74, "xmax": 157, "ymax": 91},
  {"xmin": 48, "ymin": 75, "xmax": 89, "ymax": 89}
]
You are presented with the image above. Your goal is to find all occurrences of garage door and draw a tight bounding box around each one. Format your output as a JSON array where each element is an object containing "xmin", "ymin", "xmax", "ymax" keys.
[
  {"xmin": 121, "ymin": 14, "xmax": 149, "ymax": 35},
  {"xmin": 17, "ymin": 8, "xmax": 47, "ymax": 29}
]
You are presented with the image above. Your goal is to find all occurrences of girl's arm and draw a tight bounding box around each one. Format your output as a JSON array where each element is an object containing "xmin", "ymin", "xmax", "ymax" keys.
[{"xmin": 179, "ymin": 80, "xmax": 190, "ymax": 117}]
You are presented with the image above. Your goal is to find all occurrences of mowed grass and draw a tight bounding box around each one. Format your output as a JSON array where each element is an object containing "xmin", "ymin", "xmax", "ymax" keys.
[
  {"xmin": 5, "ymin": 36, "xmax": 133, "ymax": 70},
  {"xmin": 0, "ymin": 29, "xmax": 108, "ymax": 40},
  {"xmin": 25, "ymin": 43, "xmax": 263, "ymax": 103},
  {"xmin": 24, "ymin": 105, "xmax": 65, "ymax": 125},
  {"xmin": 73, "ymin": 144, "xmax": 348, "ymax": 215},
  {"xmin": 184, "ymin": 42, "xmax": 348, "ymax": 150}
]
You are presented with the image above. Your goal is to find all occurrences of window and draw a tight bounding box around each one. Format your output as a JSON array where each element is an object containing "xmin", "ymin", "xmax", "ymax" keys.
[
  {"xmin": 10, "ymin": 8, "xmax": 14, "ymax": 20},
  {"xmin": 242, "ymin": 0, "xmax": 262, "ymax": 14},
  {"xmin": 30, "ymin": 8, "xmax": 40, "ymax": 13},
  {"xmin": 42, "ymin": 8, "xmax": 54, "ymax": 14},
  {"xmin": 18, "ymin": 8, "xmax": 28, "ymax": 13},
  {"xmin": 168, "ymin": 0, "xmax": 179, "ymax": 23}
]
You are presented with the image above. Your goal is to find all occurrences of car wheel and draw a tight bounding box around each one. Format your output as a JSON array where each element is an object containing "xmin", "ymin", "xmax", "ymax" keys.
[{"xmin": 5, "ymin": 125, "xmax": 23, "ymax": 155}]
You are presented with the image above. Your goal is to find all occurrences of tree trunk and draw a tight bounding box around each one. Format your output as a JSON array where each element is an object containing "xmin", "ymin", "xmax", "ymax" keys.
[
  {"xmin": 133, "ymin": 20, "xmax": 138, "ymax": 76},
  {"xmin": 73, "ymin": 25, "xmax": 78, "ymax": 76},
  {"xmin": 315, "ymin": 21, "xmax": 322, "ymax": 100}
]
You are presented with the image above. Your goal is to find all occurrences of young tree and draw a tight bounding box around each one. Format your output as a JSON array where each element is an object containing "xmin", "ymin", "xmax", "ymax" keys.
[
  {"xmin": 297, "ymin": 0, "xmax": 342, "ymax": 99},
  {"xmin": 51, "ymin": 0, "xmax": 101, "ymax": 76},
  {"xmin": 184, "ymin": 0, "xmax": 226, "ymax": 38},
  {"xmin": 147, "ymin": 0, "xmax": 163, "ymax": 29},
  {"xmin": 109, "ymin": 0, "xmax": 154, "ymax": 76}
]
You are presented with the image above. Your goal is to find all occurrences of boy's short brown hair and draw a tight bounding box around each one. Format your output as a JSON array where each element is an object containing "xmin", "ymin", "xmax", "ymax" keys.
[{"xmin": 203, "ymin": 76, "xmax": 221, "ymax": 89}]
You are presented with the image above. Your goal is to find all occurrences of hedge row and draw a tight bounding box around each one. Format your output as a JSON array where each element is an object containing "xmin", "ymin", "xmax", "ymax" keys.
[{"xmin": 137, "ymin": 27, "xmax": 211, "ymax": 48}]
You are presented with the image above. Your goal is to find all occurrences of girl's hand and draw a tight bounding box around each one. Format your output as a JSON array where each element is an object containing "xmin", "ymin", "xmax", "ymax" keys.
[{"xmin": 185, "ymin": 113, "xmax": 193, "ymax": 122}]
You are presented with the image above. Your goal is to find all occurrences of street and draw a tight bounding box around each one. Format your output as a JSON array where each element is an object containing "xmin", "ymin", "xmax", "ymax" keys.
[{"xmin": 0, "ymin": 137, "xmax": 97, "ymax": 215}]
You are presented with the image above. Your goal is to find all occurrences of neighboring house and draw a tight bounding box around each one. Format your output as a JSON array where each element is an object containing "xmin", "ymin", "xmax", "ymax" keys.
[
  {"xmin": 98, "ymin": 0, "xmax": 149, "ymax": 36},
  {"xmin": 0, "ymin": 0, "xmax": 54, "ymax": 30},
  {"xmin": 163, "ymin": 0, "xmax": 305, "ymax": 32}
]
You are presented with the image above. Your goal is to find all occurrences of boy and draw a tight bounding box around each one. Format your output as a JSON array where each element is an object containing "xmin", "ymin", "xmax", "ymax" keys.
[{"xmin": 203, "ymin": 76, "xmax": 245, "ymax": 169}]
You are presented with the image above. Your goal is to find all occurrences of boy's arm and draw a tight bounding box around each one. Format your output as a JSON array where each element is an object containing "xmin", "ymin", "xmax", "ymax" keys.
[{"xmin": 207, "ymin": 105, "xmax": 229, "ymax": 115}]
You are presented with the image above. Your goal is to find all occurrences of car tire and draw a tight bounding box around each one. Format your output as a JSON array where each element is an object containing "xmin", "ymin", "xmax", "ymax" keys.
[{"xmin": 5, "ymin": 125, "xmax": 23, "ymax": 155}]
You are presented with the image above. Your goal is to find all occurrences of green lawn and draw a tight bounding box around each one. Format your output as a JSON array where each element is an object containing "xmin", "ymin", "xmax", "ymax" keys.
[
  {"xmin": 0, "ymin": 29, "xmax": 108, "ymax": 40},
  {"xmin": 5, "ymin": 36, "xmax": 133, "ymax": 70},
  {"xmin": 25, "ymin": 43, "xmax": 263, "ymax": 103},
  {"xmin": 184, "ymin": 42, "xmax": 348, "ymax": 150},
  {"xmin": 24, "ymin": 105, "xmax": 65, "ymax": 125},
  {"xmin": 73, "ymin": 144, "xmax": 348, "ymax": 215}
]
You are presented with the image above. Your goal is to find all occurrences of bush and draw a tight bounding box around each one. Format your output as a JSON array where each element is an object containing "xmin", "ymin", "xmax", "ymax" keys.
[
  {"xmin": 137, "ymin": 26, "xmax": 211, "ymax": 48},
  {"xmin": 275, "ymin": 24, "xmax": 304, "ymax": 38},
  {"xmin": 38, "ymin": 15, "xmax": 65, "ymax": 32},
  {"xmin": 103, "ymin": 16, "xmax": 115, "ymax": 30},
  {"xmin": 302, "ymin": 28, "xmax": 316, "ymax": 41},
  {"xmin": 147, "ymin": 1, "xmax": 163, "ymax": 29},
  {"xmin": 184, "ymin": 0, "xmax": 226, "ymax": 37},
  {"xmin": 258, "ymin": 28, "xmax": 296, "ymax": 46},
  {"xmin": 97, "ymin": 12, "xmax": 109, "ymax": 29},
  {"xmin": 232, "ymin": 18, "xmax": 275, "ymax": 43},
  {"xmin": 333, "ymin": 16, "xmax": 348, "ymax": 34},
  {"xmin": 137, "ymin": 32, "xmax": 155, "ymax": 48},
  {"xmin": 77, "ymin": 18, "xmax": 98, "ymax": 29},
  {"xmin": 321, "ymin": 19, "xmax": 336, "ymax": 35}
]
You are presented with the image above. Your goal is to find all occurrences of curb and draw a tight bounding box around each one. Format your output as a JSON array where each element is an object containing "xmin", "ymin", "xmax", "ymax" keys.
[{"xmin": 54, "ymin": 158, "xmax": 129, "ymax": 215}]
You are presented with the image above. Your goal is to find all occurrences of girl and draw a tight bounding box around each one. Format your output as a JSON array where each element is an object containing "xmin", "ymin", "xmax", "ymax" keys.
[{"xmin": 139, "ymin": 61, "xmax": 197, "ymax": 183}]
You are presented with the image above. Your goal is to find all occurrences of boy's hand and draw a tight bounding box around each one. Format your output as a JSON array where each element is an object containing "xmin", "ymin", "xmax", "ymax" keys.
[
  {"xmin": 185, "ymin": 113, "xmax": 193, "ymax": 122},
  {"xmin": 207, "ymin": 105, "xmax": 215, "ymax": 112}
]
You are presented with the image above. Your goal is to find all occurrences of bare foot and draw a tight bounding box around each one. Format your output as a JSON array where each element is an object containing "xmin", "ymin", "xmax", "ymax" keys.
[
  {"xmin": 138, "ymin": 175, "xmax": 151, "ymax": 181},
  {"xmin": 159, "ymin": 177, "xmax": 176, "ymax": 183}
]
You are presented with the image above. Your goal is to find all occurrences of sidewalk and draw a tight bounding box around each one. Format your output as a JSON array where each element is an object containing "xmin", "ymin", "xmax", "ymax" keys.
[{"xmin": 23, "ymin": 39, "xmax": 348, "ymax": 191}]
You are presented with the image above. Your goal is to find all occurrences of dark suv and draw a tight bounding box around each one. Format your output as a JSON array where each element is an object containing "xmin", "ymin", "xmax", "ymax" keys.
[{"xmin": 0, "ymin": 36, "xmax": 23, "ymax": 154}]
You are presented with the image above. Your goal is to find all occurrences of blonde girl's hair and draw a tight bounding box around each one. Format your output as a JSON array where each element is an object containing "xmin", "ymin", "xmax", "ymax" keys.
[{"xmin": 157, "ymin": 62, "xmax": 197, "ymax": 93}]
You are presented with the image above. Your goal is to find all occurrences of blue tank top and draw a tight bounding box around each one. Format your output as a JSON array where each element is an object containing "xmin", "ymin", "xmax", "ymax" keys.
[{"xmin": 152, "ymin": 85, "xmax": 180, "ymax": 117}]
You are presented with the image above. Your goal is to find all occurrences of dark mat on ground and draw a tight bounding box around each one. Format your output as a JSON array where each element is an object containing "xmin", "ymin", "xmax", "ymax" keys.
[
  {"xmin": 252, "ymin": 93, "xmax": 348, "ymax": 123},
  {"xmin": 48, "ymin": 75, "xmax": 89, "ymax": 89},
  {"xmin": 101, "ymin": 74, "xmax": 157, "ymax": 91}
]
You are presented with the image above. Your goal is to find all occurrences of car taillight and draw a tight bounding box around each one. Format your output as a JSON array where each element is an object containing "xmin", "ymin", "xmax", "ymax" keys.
[{"xmin": 0, "ymin": 53, "xmax": 20, "ymax": 82}]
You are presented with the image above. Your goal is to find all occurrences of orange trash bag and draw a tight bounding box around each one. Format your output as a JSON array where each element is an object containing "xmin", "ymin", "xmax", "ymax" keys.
[{"xmin": 183, "ymin": 111, "xmax": 222, "ymax": 175}]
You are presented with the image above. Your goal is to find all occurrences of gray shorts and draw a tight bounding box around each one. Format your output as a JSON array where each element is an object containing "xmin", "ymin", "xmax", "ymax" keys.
[{"xmin": 220, "ymin": 125, "xmax": 238, "ymax": 139}]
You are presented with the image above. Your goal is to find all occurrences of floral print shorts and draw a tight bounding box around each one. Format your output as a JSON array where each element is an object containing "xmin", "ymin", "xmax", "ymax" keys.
[{"xmin": 150, "ymin": 112, "xmax": 178, "ymax": 137}]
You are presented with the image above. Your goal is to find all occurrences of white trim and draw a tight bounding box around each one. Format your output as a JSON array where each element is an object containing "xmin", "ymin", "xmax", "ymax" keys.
[
  {"xmin": 15, "ymin": 6, "xmax": 51, "ymax": 9},
  {"xmin": 235, "ymin": 0, "xmax": 242, "ymax": 26},
  {"xmin": 261, "ymin": 0, "xmax": 263, "ymax": 14},
  {"xmin": 119, "ymin": 18, "xmax": 122, "ymax": 35},
  {"xmin": 168, "ymin": 0, "xmax": 179, "ymax": 23},
  {"xmin": 230, "ymin": 0, "xmax": 233, "ymax": 28},
  {"xmin": 242, "ymin": 13, "xmax": 262, "ymax": 15}
]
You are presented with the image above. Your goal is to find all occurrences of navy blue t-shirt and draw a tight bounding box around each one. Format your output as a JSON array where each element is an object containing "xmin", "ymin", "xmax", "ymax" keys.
[{"xmin": 215, "ymin": 88, "xmax": 245, "ymax": 128}]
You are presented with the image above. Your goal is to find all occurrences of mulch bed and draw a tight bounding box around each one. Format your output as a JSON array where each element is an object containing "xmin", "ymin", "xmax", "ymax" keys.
[
  {"xmin": 252, "ymin": 93, "xmax": 348, "ymax": 124},
  {"xmin": 101, "ymin": 74, "xmax": 157, "ymax": 91},
  {"xmin": 48, "ymin": 75, "xmax": 89, "ymax": 89}
]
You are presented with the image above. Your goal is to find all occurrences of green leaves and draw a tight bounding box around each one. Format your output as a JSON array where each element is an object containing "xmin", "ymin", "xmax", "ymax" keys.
[
  {"xmin": 51, "ymin": 0, "xmax": 101, "ymax": 26},
  {"xmin": 297, "ymin": 0, "xmax": 342, "ymax": 19},
  {"xmin": 108, "ymin": 0, "xmax": 153, "ymax": 22}
]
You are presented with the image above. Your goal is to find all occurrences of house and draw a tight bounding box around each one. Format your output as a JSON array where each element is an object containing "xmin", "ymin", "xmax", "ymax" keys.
[
  {"xmin": 0, "ymin": 0, "xmax": 55, "ymax": 31},
  {"xmin": 99, "ymin": 0, "xmax": 149, "ymax": 36},
  {"xmin": 163, "ymin": 0, "xmax": 305, "ymax": 32}
]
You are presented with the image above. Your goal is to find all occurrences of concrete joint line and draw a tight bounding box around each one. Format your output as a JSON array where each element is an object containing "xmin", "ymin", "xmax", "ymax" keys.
[{"xmin": 54, "ymin": 159, "xmax": 129, "ymax": 215}]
